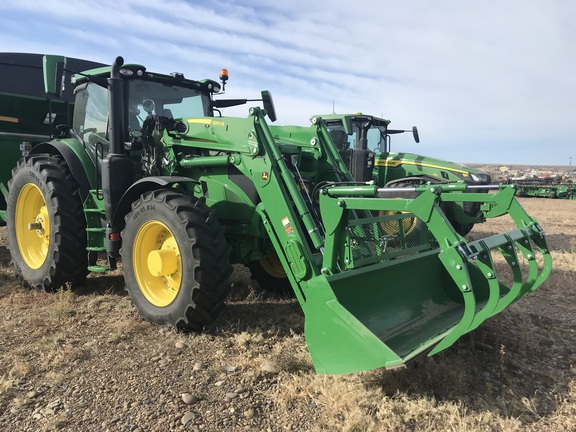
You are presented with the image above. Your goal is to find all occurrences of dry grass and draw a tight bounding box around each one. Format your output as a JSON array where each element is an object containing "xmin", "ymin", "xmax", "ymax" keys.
[
  {"xmin": 273, "ymin": 198, "xmax": 576, "ymax": 431},
  {"xmin": 0, "ymin": 197, "xmax": 574, "ymax": 431}
]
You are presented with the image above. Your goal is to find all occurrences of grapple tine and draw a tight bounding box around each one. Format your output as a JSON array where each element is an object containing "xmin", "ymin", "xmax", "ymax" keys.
[
  {"xmin": 504, "ymin": 200, "xmax": 553, "ymax": 300},
  {"xmin": 514, "ymin": 231, "xmax": 540, "ymax": 301},
  {"xmin": 468, "ymin": 241, "xmax": 501, "ymax": 331},
  {"xmin": 491, "ymin": 234, "xmax": 524, "ymax": 316},
  {"xmin": 527, "ymin": 225, "xmax": 552, "ymax": 294},
  {"xmin": 428, "ymin": 247, "xmax": 476, "ymax": 356}
]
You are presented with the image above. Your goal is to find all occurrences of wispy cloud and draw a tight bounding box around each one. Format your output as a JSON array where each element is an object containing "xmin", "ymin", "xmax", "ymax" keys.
[{"xmin": 0, "ymin": 0, "xmax": 574, "ymax": 164}]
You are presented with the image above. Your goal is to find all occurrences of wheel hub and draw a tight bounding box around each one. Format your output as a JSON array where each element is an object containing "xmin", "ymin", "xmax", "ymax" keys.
[
  {"xmin": 379, "ymin": 209, "xmax": 417, "ymax": 236},
  {"xmin": 147, "ymin": 248, "xmax": 179, "ymax": 277},
  {"xmin": 29, "ymin": 205, "xmax": 50, "ymax": 237},
  {"xmin": 260, "ymin": 252, "xmax": 287, "ymax": 278},
  {"xmin": 16, "ymin": 184, "xmax": 50, "ymax": 269},
  {"xmin": 133, "ymin": 221, "xmax": 182, "ymax": 307}
]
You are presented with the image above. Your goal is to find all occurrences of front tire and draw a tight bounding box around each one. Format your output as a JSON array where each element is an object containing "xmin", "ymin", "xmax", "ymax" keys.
[
  {"xmin": 6, "ymin": 154, "xmax": 88, "ymax": 290},
  {"xmin": 246, "ymin": 251, "xmax": 292, "ymax": 295},
  {"xmin": 379, "ymin": 178, "xmax": 424, "ymax": 238},
  {"xmin": 384, "ymin": 177, "xmax": 475, "ymax": 237},
  {"xmin": 120, "ymin": 190, "xmax": 232, "ymax": 331}
]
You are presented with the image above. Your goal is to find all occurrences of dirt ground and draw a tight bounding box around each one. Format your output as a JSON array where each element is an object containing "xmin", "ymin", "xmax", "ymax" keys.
[{"xmin": 0, "ymin": 198, "xmax": 574, "ymax": 431}]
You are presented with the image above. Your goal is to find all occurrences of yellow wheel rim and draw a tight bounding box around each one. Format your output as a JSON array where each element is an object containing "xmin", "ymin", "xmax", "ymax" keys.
[
  {"xmin": 379, "ymin": 210, "xmax": 418, "ymax": 236},
  {"xmin": 133, "ymin": 220, "xmax": 182, "ymax": 307},
  {"xmin": 15, "ymin": 183, "xmax": 50, "ymax": 269},
  {"xmin": 260, "ymin": 252, "xmax": 287, "ymax": 279}
]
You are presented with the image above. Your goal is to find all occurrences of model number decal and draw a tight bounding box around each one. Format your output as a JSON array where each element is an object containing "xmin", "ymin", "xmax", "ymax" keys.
[{"xmin": 132, "ymin": 204, "xmax": 155, "ymax": 219}]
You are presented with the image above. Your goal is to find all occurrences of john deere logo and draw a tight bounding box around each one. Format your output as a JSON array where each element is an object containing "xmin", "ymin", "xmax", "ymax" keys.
[{"xmin": 261, "ymin": 172, "xmax": 269, "ymax": 181}]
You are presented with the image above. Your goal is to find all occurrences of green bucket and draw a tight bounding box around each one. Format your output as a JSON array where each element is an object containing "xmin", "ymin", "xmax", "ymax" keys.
[
  {"xmin": 300, "ymin": 185, "xmax": 551, "ymax": 374},
  {"xmin": 304, "ymin": 250, "xmax": 466, "ymax": 374},
  {"xmin": 302, "ymin": 231, "xmax": 550, "ymax": 375}
]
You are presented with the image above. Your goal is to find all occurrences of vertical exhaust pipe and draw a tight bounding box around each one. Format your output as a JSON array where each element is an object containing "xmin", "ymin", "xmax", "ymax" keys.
[
  {"xmin": 102, "ymin": 56, "xmax": 133, "ymax": 259},
  {"xmin": 350, "ymin": 120, "xmax": 374, "ymax": 182}
]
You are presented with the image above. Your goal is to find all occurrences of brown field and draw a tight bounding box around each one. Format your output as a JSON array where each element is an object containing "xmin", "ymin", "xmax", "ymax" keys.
[{"xmin": 0, "ymin": 198, "xmax": 574, "ymax": 431}]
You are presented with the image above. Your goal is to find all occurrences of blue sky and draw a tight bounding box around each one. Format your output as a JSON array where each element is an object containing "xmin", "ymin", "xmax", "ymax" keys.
[{"xmin": 1, "ymin": 0, "xmax": 574, "ymax": 165}]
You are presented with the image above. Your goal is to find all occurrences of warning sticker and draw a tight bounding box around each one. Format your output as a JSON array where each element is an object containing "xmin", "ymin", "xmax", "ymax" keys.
[
  {"xmin": 19, "ymin": 141, "xmax": 31, "ymax": 156},
  {"xmin": 281, "ymin": 217, "xmax": 293, "ymax": 236}
]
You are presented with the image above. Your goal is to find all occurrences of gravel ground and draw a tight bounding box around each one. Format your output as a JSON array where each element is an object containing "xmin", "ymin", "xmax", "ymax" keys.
[
  {"xmin": 0, "ymin": 249, "xmax": 325, "ymax": 432},
  {"xmin": 1, "ymin": 198, "xmax": 575, "ymax": 431}
]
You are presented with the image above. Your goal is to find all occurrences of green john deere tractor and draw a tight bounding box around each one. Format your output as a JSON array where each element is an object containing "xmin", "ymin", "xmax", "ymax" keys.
[
  {"xmin": 320, "ymin": 113, "xmax": 491, "ymax": 236},
  {"xmin": 248, "ymin": 113, "xmax": 491, "ymax": 292},
  {"xmin": 1, "ymin": 55, "xmax": 551, "ymax": 374}
]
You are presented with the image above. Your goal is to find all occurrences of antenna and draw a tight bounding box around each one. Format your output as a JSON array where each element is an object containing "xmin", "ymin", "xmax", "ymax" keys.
[{"xmin": 332, "ymin": 100, "xmax": 335, "ymax": 114}]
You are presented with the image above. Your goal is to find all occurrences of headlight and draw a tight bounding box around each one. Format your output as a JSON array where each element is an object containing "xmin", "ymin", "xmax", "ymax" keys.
[
  {"xmin": 470, "ymin": 173, "xmax": 490, "ymax": 183},
  {"xmin": 119, "ymin": 68, "xmax": 134, "ymax": 76}
]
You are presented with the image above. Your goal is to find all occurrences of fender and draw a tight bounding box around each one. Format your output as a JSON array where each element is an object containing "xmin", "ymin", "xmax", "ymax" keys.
[
  {"xmin": 30, "ymin": 140, "xmax": 96, "ymax": 201},
  {"xmin": 111, "ymin": 176, "xmax": 200, "ymax": 232}
]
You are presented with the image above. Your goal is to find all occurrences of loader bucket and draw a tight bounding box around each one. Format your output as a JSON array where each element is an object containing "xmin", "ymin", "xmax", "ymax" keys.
[{"xmin": 304, "ymin": 184, "xmax": 551, "ymax": 374}]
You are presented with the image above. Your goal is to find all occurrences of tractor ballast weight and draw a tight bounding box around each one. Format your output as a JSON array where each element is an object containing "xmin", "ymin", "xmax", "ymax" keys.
[{"xmin": 2, "ymin": 56, "xmax": 552, "ymax": 374}]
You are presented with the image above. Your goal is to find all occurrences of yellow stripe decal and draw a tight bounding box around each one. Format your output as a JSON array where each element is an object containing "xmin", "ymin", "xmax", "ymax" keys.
[
  {"xmin": 0, "ymin": 115, "xmax": 19, "ymax": 123},
  {"xmin": 375, "ymin": 158, "xmax": 470, "ymax": 175},
  {"xmin": 186, "ymin": 118, "xmax": 212, "ymax": 124}
]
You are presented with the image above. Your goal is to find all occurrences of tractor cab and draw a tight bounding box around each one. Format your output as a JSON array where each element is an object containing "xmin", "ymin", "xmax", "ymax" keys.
[
  {"xmin": 322, "ymin": 113, "xmax": 418, "ymax": 153},
  {"xmin": 319, "ymin": 113, "xmax": 418, "ymax": 182},
  {"xmin": 68, "ymin": 64, "xmax": 217, "ymax": 165},
  {"xmin": 66, "ymin": 62, "xmax": 276, "ymax": 171}
]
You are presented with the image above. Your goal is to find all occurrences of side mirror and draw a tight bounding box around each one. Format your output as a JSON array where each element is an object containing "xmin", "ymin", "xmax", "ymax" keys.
[
  {"xmin": 261, "ymin": 90, "xmax": 277, "ymax": 122},
  {"xmin": 143, "ymin": 99, "xmax": 155, "ymax": 114},
  {"xmin": 412, "ymin": 126, "xmax": 420, "ymax": 143},
  {"xmin": 43, "ymin": 55, "xmax": 66, "ymax": 97}
]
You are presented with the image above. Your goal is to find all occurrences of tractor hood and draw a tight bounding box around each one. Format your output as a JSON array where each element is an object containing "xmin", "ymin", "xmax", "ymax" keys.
[{"xmin": 376, "ymin": 152, "xmax": 491, "ymax": 184}]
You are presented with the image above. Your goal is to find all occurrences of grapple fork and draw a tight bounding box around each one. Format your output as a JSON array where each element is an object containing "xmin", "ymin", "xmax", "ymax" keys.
[{"xmin": 301, "ymin": 183, "xmax": 551, "ymax": 374}]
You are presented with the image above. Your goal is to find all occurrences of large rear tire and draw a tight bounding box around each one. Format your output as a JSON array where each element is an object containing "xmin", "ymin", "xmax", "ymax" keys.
[
  {"xmin": 120, "ymin": 190, "xmax": 232, "ymax": 331},
  {"xmin": 6, "ymin": 154, "xmax": 88, "ymax": 290}
]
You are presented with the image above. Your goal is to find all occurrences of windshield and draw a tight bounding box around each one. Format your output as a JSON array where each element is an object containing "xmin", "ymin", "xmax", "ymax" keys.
[
  {"xmin": 366, "ymin": 126, "xmax": 386, "ymax": 152},
  {"xmin": 327, "ymin": 121, "xmax": 387, "ymax": 153},
  {"xmin": 73, "ymin": 83, "xmax": 108, "ymax": 138},
  {"xmin": 128, "ymin": 80, "xmax": 211, "ymax": 131}
]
